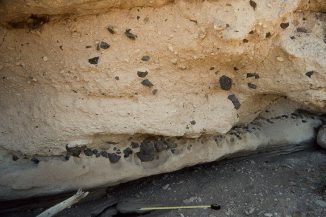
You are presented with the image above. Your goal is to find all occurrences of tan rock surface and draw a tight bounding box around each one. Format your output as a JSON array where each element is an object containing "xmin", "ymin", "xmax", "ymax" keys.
[{"xmin": 0, "ymin": 0, "xmax": 325, "ymax": 199}]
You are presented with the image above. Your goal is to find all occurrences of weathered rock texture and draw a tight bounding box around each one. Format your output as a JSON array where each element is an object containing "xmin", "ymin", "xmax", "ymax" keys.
[{"xmin": 0, "ymin": 0, "xmax": 325, "ymax": 199}]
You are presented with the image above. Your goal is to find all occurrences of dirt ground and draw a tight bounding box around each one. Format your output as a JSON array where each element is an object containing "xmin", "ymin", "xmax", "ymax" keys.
[{"xmin": 1, "ymin": 147, "xmax": 326, "ymax": 217}]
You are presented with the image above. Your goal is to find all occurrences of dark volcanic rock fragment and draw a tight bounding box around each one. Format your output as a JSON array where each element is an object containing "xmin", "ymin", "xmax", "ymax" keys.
[
  {"xmin": 108, "ymin": 153, "xmax": 121, "ymax": 163},
  {"xmin": 141, "ymin": 79, "xmax": 154, "ymax": 87},
  {"xmin": 125, "ymin": 29, "xmax": 137, "ymax": 40},
  {"xmin": 228, "ymin": 94, "xmax": 241, "ymax": 110},
  {"xmin": 88, "ymin": 56, "xmax": 99, "ymax": 64},
  {"xmin": 137, "ymin": 140, "xmax": 155, "ymax": 162},
  {"xmin": 141, "ymin": 56, "xmax": 150, "ymax": 61},
  {"xmin": 280, "ymin": 22, "xmax": 289, "ymax": 29},
  {"xmin": 219, "ymin": 75, "xmax": 232, "ymax": 90},
  {"xmin": 137, "ymin": 71, "xmax": 148, "ymax": 78},
  {"xmin": 249, "ymin": 0, "xmax": 257, "ymax": 10},
  {"xmin": 84, "ymin": 148, "xmax": 93, "ymax": 156},
  {"xmin": 248, "ymin": 83, "xmax": 257, "ymax": 89},
  {"xmin": 98, "ymin": 41, "xmax": 110, "ymax": 50},
  {"xmin": 123, "ymin": 147, "xmax": 133, "ymax": 158},
  {"xmin": 305, "ymin": 71, "xmax": 314, "ymax": 78}
]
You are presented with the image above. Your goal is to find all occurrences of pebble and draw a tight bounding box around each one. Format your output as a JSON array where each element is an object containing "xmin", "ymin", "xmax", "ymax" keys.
[
  {"xmin": 249, "ymin": 0, "xmax": 257, "ymax": 10},
  {"xmin": 123, "ymin": 147, "xmax": 133, "ymax": 158},
  {"xmin": 137, "ymin": 140, "xmax": 155, "ymax": 162},
  {"xmin": 248, "ymin": 83, "xmax": 257, "ymax": 89},
  {"xmin": 137, "ymin": 71, "xmax": 148, "ymax": 78},
  {"xmin": 264, "ymin": 213, "xmax": 273, "ymax": 217},
  {"xmin": 141, "ymin": 56, "xmax": 150, "ymax": 61},
  {"xmin": 280, "ymin": 22, "xmax": 289, "ymax": 29},
  {"xmin": 100, "ymin": 151, "xmax": 108, "ymax": 158},
  {"xmin": 305, "ymin": 71, "xmax": 314, "ymax": 78},
  {"xmin": 219, "ymin": 75, "xmax": 232, "ymax": 90},
  {"xmin": 66, "ymin": 145, "xmax": 84, "ymax": 157},
  {"xmin": 246, "ymin": 73, "xmax": 259, "ymax": 79},
  {"xmin": 108, "ymin": 153, "xmax": 121, "ymax": 163},
  {"xmin": 84, "ymin": 148, "xmax": 93, "ymax": 156},
  {"xmin": 107, "ymin": 26, "xmax": 115, "ymax": 34},
  {"xmin": 162, "ymin": 184, "xmax": 170, "ymax": 190},
  {"xmin": 97, "ymin": 41, "xmax": 110, "ymax": 50},
  {"xmin": 265, "ymin": 32, "xmax": 272, "ymax": 38},
  {"xmin": 88, "ymin": 56, "xmax": 99, "ymax": 65},
  {"xmin": 42, "ymin": 56, "xmax": 48, "ymax": 62},
  {"xmin": 125, "ymin": 29, "xmax": 137, "ymax": 40},
  {"xmin": 141, "ymin": 79, "xmax": 154, "ymax": 87},
  {"xmin": 228, "ymin": 94, "xmax": 241, "ymax": 110}
]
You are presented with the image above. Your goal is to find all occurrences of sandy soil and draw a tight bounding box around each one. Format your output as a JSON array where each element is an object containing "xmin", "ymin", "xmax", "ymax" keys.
[{"xmin": 1, "ymin": 148, "xmax": 326, "ymax": 217}]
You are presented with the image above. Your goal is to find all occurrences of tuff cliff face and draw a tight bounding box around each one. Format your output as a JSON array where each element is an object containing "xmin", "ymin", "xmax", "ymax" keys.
[{"xmin": 0, "ymin": 0, "xmax": 325, "ymax": 199}]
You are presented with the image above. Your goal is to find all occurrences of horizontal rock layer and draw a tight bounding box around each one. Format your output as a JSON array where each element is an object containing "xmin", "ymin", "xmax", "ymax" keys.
[{"xmin": 0, "ymin": 0, "xmax": 325, "ymax": 199}]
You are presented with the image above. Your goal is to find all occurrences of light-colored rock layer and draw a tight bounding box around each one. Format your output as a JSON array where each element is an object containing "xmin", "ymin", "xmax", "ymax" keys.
[
  {"xmin": 0, "ymin": 100, "xmax": 322, "ymax": 200},
  {"xmin": 0, "ymin": 0, "xmax": 325, "ymax": 199}
]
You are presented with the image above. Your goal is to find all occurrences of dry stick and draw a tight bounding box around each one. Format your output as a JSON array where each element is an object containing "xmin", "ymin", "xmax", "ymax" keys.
[{"xmin": 36, "ymin": 189, "xmax": 89, "ymax": 217}]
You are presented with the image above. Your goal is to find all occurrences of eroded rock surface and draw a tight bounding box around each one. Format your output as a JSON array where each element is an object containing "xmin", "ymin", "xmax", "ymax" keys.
[{"xmin": 0, "ymin": 0, "xmax": 325, "ymax": 199}]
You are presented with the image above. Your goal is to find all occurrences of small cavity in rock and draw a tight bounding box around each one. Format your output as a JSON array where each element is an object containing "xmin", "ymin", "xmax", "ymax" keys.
[
  {"xmin": 219, "ymin": 75, "xmax": 232, "ymax": 90},
  {"xmin": 265, "ymin": 32, "xmax": 271, "ymax": 38},
  {"xmin": 107, "ymin": 26, "xmax": 115, "ymax": 34},
  {"xmin": 108, "ymin": 153, "xmax": 121, "ymax": 163},
  {"xmin": 305, "ymin": 71, "xmax": 314, "ymax": 78},
  {"xmin": 249, "ymin": 0, "xmax": 257, "ymax": 10},
  {"xmin": 190, "ymin": 120, "xmax": 196, "ymax": 125},
  {"xmin": 88, "ymin": 56, "xmax": 99, "ymax": 65},
  {"xmin": 243, "ymin": 39, "xmax": 249, "ymax": 43},
  {"xmin": 280, "ymin": 22, "xmax": 289, "ymax": 29},
  {"xmin": 97, "ymin": 41, "xmax": 110, "ymax": 50},
  {"xmin": 125, "ymin": 29, "xmax": 137, "ymax": 40},
  {"xmin": 137, "ymin": 71, "xmax": 148, "ymax": 78},
  {"xmin": 141, "ymin": 56, "xmax": 150, "ymax": 61},
  {"xmin": 248, "ymin": 83, "xmax": 257, "ymax": 89},
  {"xmin": 115, "ymin": 76, "xmax": 119, "ymax": 80},
  {"xmin": 123, "ymin": 147, "xmax": 133, "ymax": 158},
  {"xmin": 228, "ymin": 94, "xmax": 241, "ymax": 110},
  {"xmin": 141, "ymin": 79, "xmax": 154, "ymax": 87}
]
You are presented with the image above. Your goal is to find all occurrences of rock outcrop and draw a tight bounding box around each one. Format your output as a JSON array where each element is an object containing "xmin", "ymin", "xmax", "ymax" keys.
[{"xmin": 0, "ymin": 0, "xmax": 325, "ymax": 200}]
